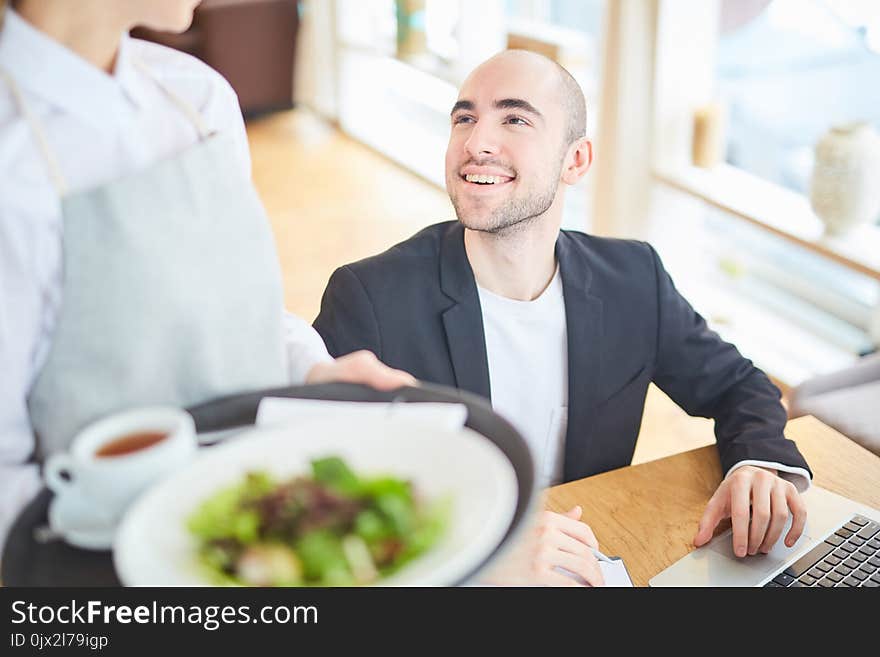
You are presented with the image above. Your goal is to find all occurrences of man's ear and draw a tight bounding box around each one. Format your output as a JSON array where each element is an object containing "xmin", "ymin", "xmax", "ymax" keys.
[{"xmin": 561, "ymin": 138, "xmax": 592, "ymax": 185}]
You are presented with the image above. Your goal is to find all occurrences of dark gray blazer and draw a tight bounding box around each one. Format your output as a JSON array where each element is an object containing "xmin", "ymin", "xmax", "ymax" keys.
[{"xmin": 314, "ymin": 221, "xmax": 811, "ymax": 483}]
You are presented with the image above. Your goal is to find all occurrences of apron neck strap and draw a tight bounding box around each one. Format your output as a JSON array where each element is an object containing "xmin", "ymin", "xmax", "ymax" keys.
[
  {"xmin": 0, "ymin": 56, "xmax": 213, "ymax": 198},
  {"xmin": 0, "ymin": 66, "xmax": 69, "ymax": 195},
  {"xmin": 132, "ymin": 58, "xmax": 212, "ymax": 140}
]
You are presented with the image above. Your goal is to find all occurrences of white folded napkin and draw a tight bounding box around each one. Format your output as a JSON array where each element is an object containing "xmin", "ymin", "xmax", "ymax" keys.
[
  {"xmin": 555, "ymin": 562, "xmax": 634, "ymax": 587},
  {"xmin": 255, "ymin": 397, "xmax": 468, "ymax": 432}
]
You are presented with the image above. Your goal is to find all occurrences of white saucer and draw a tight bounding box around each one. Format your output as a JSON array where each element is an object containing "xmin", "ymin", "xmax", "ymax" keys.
[{"xmin": 48, "ymin": 491, "xmax": 117, "ymax": 551}]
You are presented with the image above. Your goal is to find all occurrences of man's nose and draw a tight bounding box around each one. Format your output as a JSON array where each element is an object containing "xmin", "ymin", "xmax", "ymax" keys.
[{"xmin": 463, "ymin": 120, "xmax": 501, "ymax": 158}]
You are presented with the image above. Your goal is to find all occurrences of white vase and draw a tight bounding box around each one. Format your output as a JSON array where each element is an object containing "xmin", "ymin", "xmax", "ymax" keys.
[{"xmin": 809, "ymin": 122, "xmax": 880, "ymax": 236}]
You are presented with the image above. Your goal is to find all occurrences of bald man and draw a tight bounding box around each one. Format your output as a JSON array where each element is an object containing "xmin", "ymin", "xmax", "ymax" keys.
[{"xmin": 314, "ymin": 50, "xmax": 812, "ymax": 586}]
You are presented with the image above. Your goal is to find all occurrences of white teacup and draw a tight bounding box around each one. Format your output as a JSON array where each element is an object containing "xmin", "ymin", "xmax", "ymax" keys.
[{"xmin": 44, "ymin": 407, "xmax": 197, "ymax": 526}]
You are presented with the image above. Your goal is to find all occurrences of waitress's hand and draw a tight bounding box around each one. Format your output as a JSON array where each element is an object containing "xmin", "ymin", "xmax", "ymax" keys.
[{"xmin": 306, "ymin": 350, "xmax": 417, "ymax": 391}]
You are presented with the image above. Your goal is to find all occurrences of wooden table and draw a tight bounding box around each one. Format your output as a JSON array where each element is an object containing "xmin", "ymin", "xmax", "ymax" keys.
[{"xmin": 545, "ymin": 416, "xmax": 880, "ymax": 587}]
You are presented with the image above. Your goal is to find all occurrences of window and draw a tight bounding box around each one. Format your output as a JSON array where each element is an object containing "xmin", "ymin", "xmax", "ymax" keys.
[
  {"xmin": 506, "ymin": 0, "xmax": 605, "ymax": 34},
  {"xmin": 424, "ymin": 0, "xmax": 460, "ymax": 65},
  {"xmin": 336, "ymin": 0, "xmax": 396, "ymax": 53},
  {"xmin": 709, "ymin": 0, "xmax": 880, "ymax": 362},
  {"xmin": 717, "ymin": 0, "xmax": 880, "ymax": 208},
  {"xmin": 504, "ymin": 0, "xmax": 605, "ymax": 133},
  {"xmin": 649, "ymin": 0, "xmax": 880, "ymax": 386},
  {"xmin": 646, "ymin": 181, "xmax": 879, "ymax": 389}
]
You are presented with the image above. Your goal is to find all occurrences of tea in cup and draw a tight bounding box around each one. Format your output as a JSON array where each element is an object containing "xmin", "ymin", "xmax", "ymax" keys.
[{"xmin": 43, "ymin": 406, "xmax": 197, "ymax": 526}]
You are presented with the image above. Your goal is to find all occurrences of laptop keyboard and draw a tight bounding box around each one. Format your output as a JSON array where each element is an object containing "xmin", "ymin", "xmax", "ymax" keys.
[{"xmin": 764, "ymin": 514, "xmax": 880, "ymax": 587}]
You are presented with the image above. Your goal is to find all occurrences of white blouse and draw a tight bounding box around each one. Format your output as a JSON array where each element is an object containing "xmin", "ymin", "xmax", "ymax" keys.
[{"xmin": 0, "ymin": 10, "xmax": 330, "ymax": 546}]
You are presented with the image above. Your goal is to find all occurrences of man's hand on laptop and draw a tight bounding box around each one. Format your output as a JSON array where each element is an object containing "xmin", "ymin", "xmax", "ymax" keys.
[
  {"xmin": 306, "ymin": 350, "xmax": 417, "ymax": 391},
  {"xmin": 693, "ymin": 465, "xmax": 807, "ymax": 557},
  {"xmin": 482, "ymin": 505, "xmax": 606, "ymax": 586}
]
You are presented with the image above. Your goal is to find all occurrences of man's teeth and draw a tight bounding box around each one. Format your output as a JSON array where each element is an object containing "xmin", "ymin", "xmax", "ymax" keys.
[{"xmin": 465, "ymin": 174, "xmax": 506, "ymax": 184}]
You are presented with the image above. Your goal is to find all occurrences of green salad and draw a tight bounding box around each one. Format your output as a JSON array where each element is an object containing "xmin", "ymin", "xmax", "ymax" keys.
[{"xmin": 187, "ymin": 456, "xmax": 447, "ymax": 586}]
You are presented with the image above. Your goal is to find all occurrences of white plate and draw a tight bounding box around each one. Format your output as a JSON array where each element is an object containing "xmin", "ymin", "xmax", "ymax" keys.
[{"xmin": 113, "ymin": 415, "xmax": 519, "ymax": 586}]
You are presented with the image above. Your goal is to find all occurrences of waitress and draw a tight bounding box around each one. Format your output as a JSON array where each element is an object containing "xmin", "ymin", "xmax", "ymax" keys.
[{"xmin": 0, "ymin": 0, "xmax": 414, "ymax": 547}]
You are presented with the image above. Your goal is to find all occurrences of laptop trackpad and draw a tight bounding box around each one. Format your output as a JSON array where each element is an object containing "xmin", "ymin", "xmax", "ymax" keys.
[{"xmin": 707, "ymin": 517, "xmax": 816, "ymax": 582}]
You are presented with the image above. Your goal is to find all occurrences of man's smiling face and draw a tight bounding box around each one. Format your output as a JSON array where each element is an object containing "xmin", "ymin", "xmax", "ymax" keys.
[{"xmin": 445, "ymin": 51, "xmax": 571, "ymax": 234}]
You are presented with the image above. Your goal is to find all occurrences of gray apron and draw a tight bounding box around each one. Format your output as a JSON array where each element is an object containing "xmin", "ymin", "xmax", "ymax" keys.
[{"xmin": 1, "ymin": 62, "xmax": 288, "ymax": 458}]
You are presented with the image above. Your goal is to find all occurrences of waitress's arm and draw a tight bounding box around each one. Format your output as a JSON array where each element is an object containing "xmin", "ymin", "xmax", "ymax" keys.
[
  {"xmin": 0, "ymin": 201, "xmax": 48, "ymax": 550},
  {"xmin": 283, "ymin": 310, "xmax": 332, "ymax": 383}
]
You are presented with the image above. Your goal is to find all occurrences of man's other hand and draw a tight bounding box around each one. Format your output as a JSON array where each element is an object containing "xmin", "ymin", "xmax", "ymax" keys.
[{"xmin": 485, "ymin": 505, "xmax": 605, "ymax": 586}]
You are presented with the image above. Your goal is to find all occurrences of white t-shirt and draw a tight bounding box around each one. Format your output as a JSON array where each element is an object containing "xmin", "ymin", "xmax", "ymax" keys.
[
  {"xmin": 478, "ymin": 267, "xmax": 568, "ymax": 487},
  {"xmin": 0, "ymin": 10, "xmax": 330, "ymax": 548}
]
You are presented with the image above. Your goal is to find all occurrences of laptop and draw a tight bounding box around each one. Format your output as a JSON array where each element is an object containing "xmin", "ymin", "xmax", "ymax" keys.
[{"xmin": 649, "ymin": 485, "xmax": 880, "ymax": 587}]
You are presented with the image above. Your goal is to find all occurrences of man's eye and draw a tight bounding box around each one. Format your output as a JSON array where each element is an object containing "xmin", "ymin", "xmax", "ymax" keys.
[
  {"xmin": 505, "ymin": 116, "xmax": 528, "ymax": 126},
  {"xmin": 453, "ymin": 115, "xmax": 475, "ymax": 125}
]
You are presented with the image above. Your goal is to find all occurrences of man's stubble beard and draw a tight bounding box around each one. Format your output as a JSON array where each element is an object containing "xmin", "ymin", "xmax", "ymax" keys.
[{"xmin": 450, "ymin": 158, "xmax": 564, "ymax": 238}]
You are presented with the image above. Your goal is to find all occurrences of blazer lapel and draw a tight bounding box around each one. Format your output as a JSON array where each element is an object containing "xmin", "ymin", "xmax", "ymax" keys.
[
  {"xmin": 439, "ymin": 223, "xmax": 492, "ymax": 401},
  {"xmin": 557, "ymin": 231, "xmax": 604, "ymax": 482}
]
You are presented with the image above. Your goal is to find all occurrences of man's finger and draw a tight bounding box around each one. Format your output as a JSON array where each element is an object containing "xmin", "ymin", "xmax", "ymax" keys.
[
  {"xmin": 784, "ymin": 484, "xmax": 808, "ymax": 547},
  {"xmin": 747, "ymin": 475, "xmax": 773, "ymax": 555},
  {"xmin": 538, "ymin": 568, "xmax": 584, "ymax": 587},
  {"xmin": 693, "ymin": 491, "xmax": 726, "ymax": 547},
  {"xmin": 547, "ymin": 528, "xmax": 597, "ymax": 559},
  {"xmin": 552, "ymin": 551, "xmax": 605, "ymax": 587},
  {"xmin": 729, "ymin": 476, "xmax": 752, "ymax": 558},
  {"xmin": 564, "ymin": 505, "xmax": 583, "ymax": 520},
  {"xmin": 758, "ymin": 485, "xmax": 789, "ymax": 553},
  {"xmin": 550, "ymin": 513, "xmax": 599, "ymax": 549}
]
